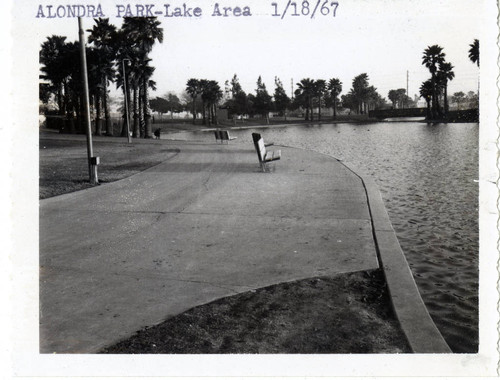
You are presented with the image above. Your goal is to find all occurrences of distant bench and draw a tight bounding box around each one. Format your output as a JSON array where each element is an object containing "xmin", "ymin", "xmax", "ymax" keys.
[
  {"xmin": 252, "ymin": 133, "xmax": 281, "ymax": 172},
  {"xmin": 214, "ymin": 130, "xmax": 236, "ymax": 144}
]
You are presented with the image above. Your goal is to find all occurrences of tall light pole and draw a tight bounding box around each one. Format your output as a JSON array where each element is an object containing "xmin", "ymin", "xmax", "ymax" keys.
[
  {"xmin": 122, "ymin": 58, "xmax": 132, "ymax": 143},
  {"xmin": 406, "ymin": 70, "xmax": 409, "ymax": 109},
  {"xmin": 78, "ymin": 17, "xmax": 98, "ymax": 184}
]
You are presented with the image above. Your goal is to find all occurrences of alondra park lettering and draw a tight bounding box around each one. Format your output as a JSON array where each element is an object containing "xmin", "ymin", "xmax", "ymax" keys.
[
  {"xmin": 36, "ymin": 3, "xmax": 252, "ymax": 18},
  {"xmin": 36, "ymin": 4, "xmax": 105, "ymax": 18}
]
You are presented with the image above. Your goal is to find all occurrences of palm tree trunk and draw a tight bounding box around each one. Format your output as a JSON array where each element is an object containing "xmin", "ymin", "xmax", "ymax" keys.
[
  {"xmin": 309, "ymin": 97, "xmax": 314, "ymax": 121},
  {"xmin": 192, "ymin": 96, "xmax": 197, "ymax": 124},
  {"xmin": 95, "ymin": 91, "xmax": 102, "ymax": 136},
  {"xmin": 138, "ymin": 85, "xmax": 144, "ymax": 138},
  {"xmin": 63, "ymin": 80, "xmax": 70, "ymax": 118},
  {"xmin": 318, "ymin": 98, "xmax": 322, "ymax": 121},
  {"xmin": 133, "ymin": 86, "xmax": 140, "ymax": 138},
  {"xmin": 333, "ymin": 97, "xmax": 337, "ymax": 119},
  {"xmin": 431, "ymin": 74, "xmax": 438, "ymax": 119},
  {"xmin": 57, "ymin": 85, "xmax": 64, "ymax": 115},
  {"xmin": 103, "ymin": 77, "xmax": 112, "ymax": 136},
  {"xmin": 444, "ymin": 85, "xmax": 449, "ymax": 115},
  {"xmin": 143, "ymin": 77, "xmax": 152, "ymax": 138}
]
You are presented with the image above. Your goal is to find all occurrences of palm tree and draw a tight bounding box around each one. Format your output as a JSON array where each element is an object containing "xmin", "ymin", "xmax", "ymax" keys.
[
  {"xmin": 87, "ymin": 18, "xmax": 118, "ymax": 136},
  {"xmin": 203, "ymin": 80, "xmax": 223, "ymax": 125},
  {"xmin": 135, "ymin": 57, "xmax": 156, "ymax": 137},
  {"xmin": 58, "ymin": 41, "xmax": 84, "ymax": 133},
  {"xmin": 198, "ymin": 79, "xmax": 209, "ymax": 125},
  {"xmin": 328, "ymin": 78, "xmax": 342, "ymax": 118},
  {"xmin": 296, "ymin": 78, "xmax": 315, "ymax": 121},
  {"xmin": 451, "ymin": 91, "xmax": 466, "ymax": 110},
  {"xmin": 469, "ymin": 39, "xmax": 479, "ymax": 67},
  {"xmin": 437, "ymin": 61, "xmax": 455, "ymax": 115},
  {"xmin": 419, "ymin": 80, "xmax": 433, "ymax": 119},
  {"xmin": 39, "ymin": 35, "xmax": 68, "ymax": 115},
  {"xmin": 351, "ymin": 73, "xmax": 370, "ymax": 114},
  {"xmin": 422, "ymin": 45, "xmax": 445, "ymax": 119},
  {"xmin": 186, "ymin": 78, "xmax": 201, "ymax": 124},
  {"xmin": 313, "ymin": 80, "xmax": 326, "ymax": 121},
  {"xmin": 115, "ymin": 43, "xmax": 137, "ymax": 137},
  {"xmin": 121, "ymin": 17, "xmax": 163, "ymax": 138}
]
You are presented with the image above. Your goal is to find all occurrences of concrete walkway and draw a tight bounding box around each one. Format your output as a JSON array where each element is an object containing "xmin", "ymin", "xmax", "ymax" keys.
[{"xmin": 39, "ymin": 137, "xmax": 449, "ymax": 353}]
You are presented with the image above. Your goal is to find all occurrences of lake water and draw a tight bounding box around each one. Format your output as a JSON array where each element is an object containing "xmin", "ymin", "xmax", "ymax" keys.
[{"xmin": 164, "ymin": 121, "xmax": 479, "ymax": 353}]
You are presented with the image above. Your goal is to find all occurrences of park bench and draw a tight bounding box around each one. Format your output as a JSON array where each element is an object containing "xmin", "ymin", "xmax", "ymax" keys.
[
  {"xmin": 214, "ymin": 130, "xmax": 236, "ymax": 144},
  {"xmin": 252, "ymin": 133, "xmax": 281, "ymax": 172}
]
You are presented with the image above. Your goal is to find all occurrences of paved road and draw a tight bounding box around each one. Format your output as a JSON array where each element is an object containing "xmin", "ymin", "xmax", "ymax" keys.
[{"xmin": 39, "ymin": 139, "xmax": 379, "ymax": 353}]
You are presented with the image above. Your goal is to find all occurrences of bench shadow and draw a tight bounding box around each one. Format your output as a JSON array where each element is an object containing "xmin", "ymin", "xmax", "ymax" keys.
[
  {"xmin": 147, "ymin": 162, "xmax": 261, "ymax": 173},
  {"xmin": 174, "ymin": 147, "xmax": 255, "ymax": 155}
]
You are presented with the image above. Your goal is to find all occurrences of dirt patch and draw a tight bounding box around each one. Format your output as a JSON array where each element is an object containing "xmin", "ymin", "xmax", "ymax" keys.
[{"xmin": 101, "ymin": 270, "xmax": 411, "ymax": 354}]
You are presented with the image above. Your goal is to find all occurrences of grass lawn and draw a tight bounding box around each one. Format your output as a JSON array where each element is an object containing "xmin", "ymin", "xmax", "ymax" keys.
[{"xmin": 39, "ymin": 136, "xmax": 178, "ymax": 199}]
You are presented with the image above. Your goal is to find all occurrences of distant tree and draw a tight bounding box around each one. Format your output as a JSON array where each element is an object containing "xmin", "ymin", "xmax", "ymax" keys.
[
  {"xmin": 186, "ymin": 78, "xmax": 201, "ymax": 123},
  {"xmin": 340, "ymin": 92, "xmax": 357, "ymax": 114},
  {"xmin": 39, "ymin": 83, "xmax": 52, "ymax": 105},
  {"xmin": 254, "ymin": 76, "xmax": 273, "ymax": 122},
  {"xmin": 351, "ymin": 73, "xmax": 370, "ymax": 113},
  {"xmin": 422, "ymin": 45, "xmax": 446, "ymax": 118},
  {"xmin": 201, "ymin": 80, "xmax": 223, "ymax": 125},
  {"xmin": 388, "ymin": 90, "xmax": 398, "ymax": 108},
  {"xmin": 273, "ymin": 76, "xmax": 291, "ymax": 119},
  {"xmin": 419, "ymin": 80, "xmax": 433, "ymax": 118},
  {"xmin": 468, "ymin": 39, "xmax": 479, "ymax": 67},
  {"xmin": 313, "ymin": 79, "xmax": 326, "ymax": 120},
  {"xmin": 437, "ymin": 61, "xmax": 455, "ymax": 115},
  {"xmin": 87, "ymin": 18, "xmax": 117, "ymax": 136},
  {"xmin": 388, "ymin": 88, "xmax": 408, "ymax": 109},
  {"xmin": 226, "ymin": 74, "xmax": 247, "ymax": 117},
  {"xmin": 150, "ymin": 93, "xmax": 182, "ymax": 118},
  {"xmin": 230, "ymin": 74, "xmax": 243, "ymax": 97},
  {"xmin": 327, "ymin": 78, "xmax": 342, "ymax": 118},
  {"xmin": 295, "ymin": 78, "xmax": 315, "ymax": 120},
  {"xmin": 149, "ymin": 96, "xmax": 170, "ymax": 115},
  {"xmin": 39, "ymin": 35, "xmax": 68, "ymax": 115},
  {"xmin": 366, "ymin": 86, "xmax": 387, "ymax": 110},
  {"xmin": 246, "ymin": 93, "xmax": 256, "ymax": 117},
  {"xmin": 345, "ymin": 74, "xmax": 383, "ymax": 113},
  {"xmin": 121, "ymin": 17, "xmax": 163, "ymax": 138},
  {"xmin": 451, "ymin": 91, "xmax": 466, "ymax": 110},
  {"xmin": 466, "ymin": 91, "xmax": 479, "ymax": 109}
]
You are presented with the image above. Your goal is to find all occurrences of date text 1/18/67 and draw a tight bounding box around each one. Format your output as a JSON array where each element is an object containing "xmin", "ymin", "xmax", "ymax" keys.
[{"xmin": 271, "ymin": 0, "xmax": 339, "ymax": 19}]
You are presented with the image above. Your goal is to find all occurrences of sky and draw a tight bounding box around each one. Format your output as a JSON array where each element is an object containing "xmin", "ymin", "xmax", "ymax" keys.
[{"xmin": 34, "ymin": 0, "xmax": 482, "ymax": 101}]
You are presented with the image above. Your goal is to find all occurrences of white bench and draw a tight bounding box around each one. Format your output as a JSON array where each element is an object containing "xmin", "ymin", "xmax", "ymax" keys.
[{"xmin": 252, "ymin": 133, "xmax": 281, "ymax": 172}]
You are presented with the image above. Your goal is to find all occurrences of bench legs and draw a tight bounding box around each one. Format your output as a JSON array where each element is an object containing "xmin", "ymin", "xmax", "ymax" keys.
[{"xmin": 260, "ymin": 161, "xmax": 275, "ymax": 172}]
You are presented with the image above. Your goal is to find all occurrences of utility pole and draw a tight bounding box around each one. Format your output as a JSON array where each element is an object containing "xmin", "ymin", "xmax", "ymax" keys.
[
  {"xmin": 122, "ymin": 59, "xmax": 132, "ymax": 143},
  {"xmin": 291, "ymin": 78, "xmax": 294, "ymax": 99},
  {"xmin": 406, "ymin": 70, "xmax": 409, "ymax": 109},
  {"xmin": 78, "ymin": 17, "xmax": 99, "ymax": 184}
]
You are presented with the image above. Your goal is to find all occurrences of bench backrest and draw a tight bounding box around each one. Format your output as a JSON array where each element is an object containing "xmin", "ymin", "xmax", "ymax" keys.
[{"xmin": 252, "ymin": 133, "xmax": 266, "ymax": 162}]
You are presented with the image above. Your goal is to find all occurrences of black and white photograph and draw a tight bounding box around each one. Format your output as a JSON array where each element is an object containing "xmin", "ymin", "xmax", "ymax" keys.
[{"xmin": 4, "ymin": 0, "xmax": 500, "ymax": 377}]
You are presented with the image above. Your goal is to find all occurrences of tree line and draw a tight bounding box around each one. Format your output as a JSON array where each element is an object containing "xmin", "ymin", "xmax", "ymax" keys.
[
  {"xmin": 419, "ymin": 39, "xmax": 479, "ymax": 120},
  {"xmin": 40, "ymin": 17, "xmax": 163, "ymax": 138},
  {"xmin": 178, "ymin": 73, "xmax": 395, "ymax": 125},
  {"xmin": 40, "ymin": 17, "xmax": 479, "ymax": 131}
]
